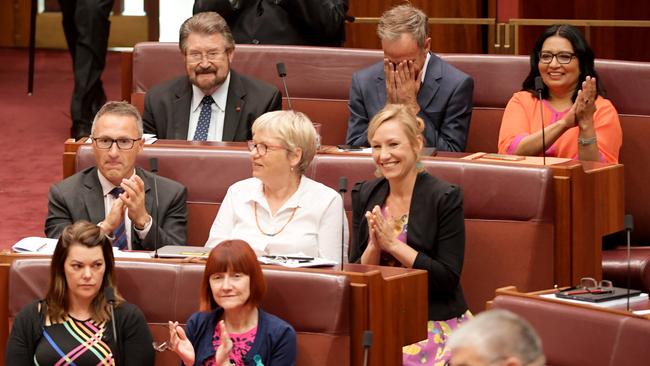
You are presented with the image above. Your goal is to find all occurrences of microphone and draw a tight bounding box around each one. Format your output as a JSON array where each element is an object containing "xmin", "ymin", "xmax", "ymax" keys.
[
  {"xmin": 534, "ymin": 76, "xmax": 546, "ymax": 165},
  {"xmin": 104, "ymin": 287, "xmax": 118, "ymax": 345},
  {"xmin": 276, "ymin": 62, "xmax": 293, "ymax": 110},
  {"xmin": 338, "ymin": 176, "xmax": 348, "ymax": 270},
  {"xmin": 150, "ymin": 158, "xmax": 160, "ymax": 258},
  {"xmin": 362, "ymin": 330, "xmax": 373, "ymax": 366},
  {"xmin": 625, "ymin": 214, "xmax": 634, "ymax": 311}
]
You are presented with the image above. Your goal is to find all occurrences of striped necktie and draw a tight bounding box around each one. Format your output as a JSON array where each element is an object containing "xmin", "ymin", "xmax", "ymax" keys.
[
  {"xmin": 109, "ymin": 187, "xmax": 127, "ymax": 250},
  {"xmin": 193, "ymin": 95, "xmax": 214, "ymax": 141}
]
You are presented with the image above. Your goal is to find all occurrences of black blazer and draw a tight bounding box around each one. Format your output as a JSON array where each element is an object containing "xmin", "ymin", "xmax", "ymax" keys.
[
  {"xmin": 350, "ymin": 172, "xmax": 468, "ymax": 320},
  {"xmin": 142, "ymin": 70, "xmax": 281, "ymax": 141},
  {"xmin": 45, "ymin": 167, "xmax": 188, "ymax": 250}
]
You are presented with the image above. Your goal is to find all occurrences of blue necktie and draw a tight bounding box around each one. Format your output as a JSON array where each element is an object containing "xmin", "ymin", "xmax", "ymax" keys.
[
  {"xmin": 109, "ymin": 187, "xmax": 127, "ymax": 250},
  {"xmin": 193, "ymin": 95, "xmax": 214, "ymax": 141}
]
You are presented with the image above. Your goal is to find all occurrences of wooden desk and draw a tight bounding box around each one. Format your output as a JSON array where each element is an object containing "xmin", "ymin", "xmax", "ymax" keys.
[
  {"xmin": 62, "ymin": 139, "xmax": 624, "ymax": 287},
  {"xmin": 0, "ymin": 253, "xmax": 427, "ymax": 366}
]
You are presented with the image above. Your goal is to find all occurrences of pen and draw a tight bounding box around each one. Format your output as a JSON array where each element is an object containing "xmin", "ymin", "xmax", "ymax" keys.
[
  {"xmin": 36, "ymin": 243, "xmax": 47, "ymax": 252},
  {"xmin": 263, "ymin": 255, "xmax": 314, "ymax": 261}
]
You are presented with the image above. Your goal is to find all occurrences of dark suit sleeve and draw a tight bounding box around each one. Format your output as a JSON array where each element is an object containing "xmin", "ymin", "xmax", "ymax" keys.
[
  {"xmin": 118, "ymin": 303, "xmax": 155, "ymax": 366},
  {"xmin": 346, "ymin": 72, "xmax": 370, "ymax": 146},
  {"xmin": 434, "ymin": 75, "xmax": 474, "ymax": 152},
  {"xmin": 5, "ymin": 302, "xmax": 39, "ymax": 366},
  {"xmin": 349, "ymin": 182, "xmax": 366, "ymax": 263},
  {"xmin": 45, "ymin": 184, "xmax": 74, "ymax": 239},
  {"xmin": 413, "ymin": 185, "xmax": 465, "ymax": 294},
  {"xmin": 142, "ymin": 184, "xmax": 187, "ymax": 248},
  {"xmin": 142, "ymin": 92, "xmax": 158, "ymax": 137},
  {"xmin": 277, "ymin": 0, "xmax": 348, "ymax": 43},
  {"xmin": 268, "ymin": 88, "xmax": 282, "ymax": 112}
]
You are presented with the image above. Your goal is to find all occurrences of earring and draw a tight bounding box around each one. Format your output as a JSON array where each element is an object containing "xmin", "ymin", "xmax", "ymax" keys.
[
  {"xmin": 415, "ymin": 161, "xmax": 423, "ymax": 171},
  {"xmin": 374, "ymin": 167, "xmax": 383, "ymax": 178}
]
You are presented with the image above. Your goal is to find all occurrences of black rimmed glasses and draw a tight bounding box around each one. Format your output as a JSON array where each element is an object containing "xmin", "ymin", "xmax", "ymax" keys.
[
  {"xmin": 539, "ymin": 51, "xmax": 576, "ymax": 64},
  {"xmin": 247, "ymin": 140, "xmax": 287, "ymax": 156},
  {"xmin": 185, "ymin": 49, "xmax": 229, "ymax": 63},
  {"xmin": 92, "ymin": 137, "xmax": 141, "ymax": 150}
]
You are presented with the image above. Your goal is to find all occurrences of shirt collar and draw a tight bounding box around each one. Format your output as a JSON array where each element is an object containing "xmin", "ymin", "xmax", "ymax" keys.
[
  {"xmin": 420, "ymin": 52, "xmax": 431, "ymax": 84},
  {"xmin": 97, "ymin": 169, "xmax": 136, "ymax": 197},
  {"xmin": 191, "ymin": 71, "xmax": 231, "ymax": 113},
  {"xmin": 247, "ymin": 176, "xmax": 306, "ymax": 210}
]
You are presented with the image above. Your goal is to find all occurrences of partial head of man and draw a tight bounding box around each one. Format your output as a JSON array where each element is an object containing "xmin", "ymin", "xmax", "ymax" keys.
[
  {"xmin": 179, "ymin": 12, "xmax": 235, "ymax": 95},
  {"xmin": 447, "ymin": 309, "xmax": 546, "ymax": 366},
  {"xmin": 91, "ymin": 101, "xmax": 144, "ymax": 187},
  {"xmin": 377, "ymin": 4, "xmax": 431, "ymax": 75}
]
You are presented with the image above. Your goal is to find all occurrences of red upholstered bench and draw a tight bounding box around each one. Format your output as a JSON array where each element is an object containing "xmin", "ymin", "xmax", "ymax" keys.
[
  {"xmin": 491, "ymin": 287, "xmax": 650, "ymax": 366},
  {"xmin": 5, "ymin": 259, "xmax": 350, "ymax": 366}
]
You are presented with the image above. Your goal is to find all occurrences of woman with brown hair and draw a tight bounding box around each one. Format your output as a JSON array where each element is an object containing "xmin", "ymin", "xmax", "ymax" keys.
[
  {"xmin": 6, "ymin": 220, "xmax": 154, "ymax": 365},
  {"xmin": 168, "ymin": 240, "xmax": 296, "ymax": 366}
]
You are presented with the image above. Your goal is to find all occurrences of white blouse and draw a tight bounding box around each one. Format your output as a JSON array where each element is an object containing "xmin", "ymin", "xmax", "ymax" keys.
[{"xmin": 205, "ymin": 176, "xmax": 348, "ymax": 262}]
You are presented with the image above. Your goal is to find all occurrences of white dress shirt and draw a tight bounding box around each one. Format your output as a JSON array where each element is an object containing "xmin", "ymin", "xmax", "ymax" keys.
[
  {"xmin": 187, "ymin": 72, "xmax": 231, "ymax": 141},
  {"xmin": 205, "ymin": 176, "xmax": 348, "ymax": 262},
  {"xmin": 97, "ymin": 170, "xmax": 152, "ymax": 250}
]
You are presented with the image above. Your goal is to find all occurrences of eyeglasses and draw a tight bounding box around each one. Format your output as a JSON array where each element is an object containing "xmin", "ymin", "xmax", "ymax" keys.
[
  {"xmin": 247, "ymin": 141, "xmax": 287, "ymax": 156},
  {"xmin": 539, "ymin": 51, "xmax": 576, "ymax": 64},
  {"xmin": 185, "ymin": 49, "xmax": 229, "ymax": 63},
  {"xmin": 92, "ymin": 137, "xmax": 141, "ymax": 150},
  {"xmin": 565, "ymin": 277, "xmax": 614, "ymax": 295}
]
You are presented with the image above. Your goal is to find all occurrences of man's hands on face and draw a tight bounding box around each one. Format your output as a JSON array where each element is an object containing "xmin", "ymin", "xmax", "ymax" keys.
[
  {"xmin": 384, "ymin": 58, "xmax": 422, "ymax": 115},
  {"xmin": 120, "ymin": 175, "xmax": 150, "ymax": 229}
]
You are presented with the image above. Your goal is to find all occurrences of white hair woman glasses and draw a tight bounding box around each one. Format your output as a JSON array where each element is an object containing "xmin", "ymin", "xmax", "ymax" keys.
[{"xmin": 205, "ymin": 110, "xmax": 347, "ymax": 262}]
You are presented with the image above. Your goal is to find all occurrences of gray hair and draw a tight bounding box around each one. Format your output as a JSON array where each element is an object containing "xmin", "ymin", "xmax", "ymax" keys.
[
  {"xmin": 377, "ymin": 4, "xmax": 429, "ymax": 48},
  {"xmin": 91, "ymin": 101, "xmax": 143, "ymax": 137},
  {"xmin": 179, "ymin": 12, "xmax": 235, "ymax": 53},
  {"xmin": 251, "ymin": 110, "xmax": 318, "ymax": 175},
  {"xmin": 448, "ymin": 309, "xmax": 546, "ymax": 365}
]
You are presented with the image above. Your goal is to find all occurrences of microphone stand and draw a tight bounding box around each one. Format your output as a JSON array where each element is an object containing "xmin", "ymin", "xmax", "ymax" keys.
[
  {"xmin": 338, "ymin": 176, "xmax": 348, "ymax": 271},
  {"xmin": 362, "ymin": 330, "xmax": 373, "ymax": 366},
  {"xmin": 104, "ymin": 287, "xmax": 118, "ymax": 357},
  {"xmin": 150, "ymin": 158, "xmax": 160, "ymax": 258},
  {"xmin": 535, "ymin": 76, "xmax": 546, "ymax": 165},
  {"xmin": 625, "ymin": 214, "xmax": 634, "ymax": 311},
  {"xmin": 276, "ymin": 62, "xmax": 292, "ymax": 110}
]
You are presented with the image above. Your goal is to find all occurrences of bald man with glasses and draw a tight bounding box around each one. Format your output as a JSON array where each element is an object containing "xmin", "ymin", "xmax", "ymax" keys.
[{"xmin": 45, "ymin": 101, "xmax": 188, "ymax": 250}]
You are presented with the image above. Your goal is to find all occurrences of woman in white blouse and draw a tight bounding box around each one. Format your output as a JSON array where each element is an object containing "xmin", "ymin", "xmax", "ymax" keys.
[{"xmin": 205, "ymin": 110, "xmax": 346, "ymax": 262}]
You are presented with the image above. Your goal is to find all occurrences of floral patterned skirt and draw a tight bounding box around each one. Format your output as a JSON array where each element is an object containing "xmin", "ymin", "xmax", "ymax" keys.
[{"xmin": 402, "ymin": 310, "xmax": 473, "ymax": 365}]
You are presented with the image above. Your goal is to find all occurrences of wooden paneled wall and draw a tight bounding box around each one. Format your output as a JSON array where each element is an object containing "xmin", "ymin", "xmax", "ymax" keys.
[
  {"xmin": 515, "ymin": 0, "xmax": 650, "ymax": 61},
  {"xmin": 344, "ymin": 0, "xmax": 487, "ymax": 53}
]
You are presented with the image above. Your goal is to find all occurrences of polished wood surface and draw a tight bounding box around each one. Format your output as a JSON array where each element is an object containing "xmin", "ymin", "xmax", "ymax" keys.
[{"xmin": 0, "ymin": 253, "xmax": 427, "ymax": 366}]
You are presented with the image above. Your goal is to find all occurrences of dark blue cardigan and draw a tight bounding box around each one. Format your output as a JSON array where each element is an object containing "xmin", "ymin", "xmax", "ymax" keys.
[{"xmin": 185, "ymin": 307, "xmax": 296, "ymax": 366}]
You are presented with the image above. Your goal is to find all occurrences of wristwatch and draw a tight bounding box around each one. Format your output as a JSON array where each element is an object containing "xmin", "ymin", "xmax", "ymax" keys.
[{"xmin": 578, "ymin": 136, "xmax": 597, "ymax": 146}]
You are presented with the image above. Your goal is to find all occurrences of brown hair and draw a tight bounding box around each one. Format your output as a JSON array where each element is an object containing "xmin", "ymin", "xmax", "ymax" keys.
[
  {"xmin": 368, "ymin": 104, "xmax": 425, "ymax": 168},
  {"xmin": 199, "ymin": 240, "xmax": 266, "ymax": 311},
  {"xmin": 179, "ymin": 12, "xmax": 235, "ymax": 53},
  {"xmin": 45, "ymin": 221, "xmax": 123, "ymax": 323},
  {"xmin": 377, "ymin": 4, "xmax": 429, "ymax": 48}
]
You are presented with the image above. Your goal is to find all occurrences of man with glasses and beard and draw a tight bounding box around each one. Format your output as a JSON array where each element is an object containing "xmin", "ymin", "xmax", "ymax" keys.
[
  {"xmin": 143, "ymin": 12, "xmax": 282, "ymax": 142},
  {"xmin": 45, "ymin": 101, "xmax": 188, "ymax": 250}
]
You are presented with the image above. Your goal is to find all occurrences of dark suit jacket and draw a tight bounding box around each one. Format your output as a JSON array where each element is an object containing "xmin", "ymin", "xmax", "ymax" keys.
[
  {"xmin": 193, "ymin": 0, "xmax": 348, "ymax": 46},
  {"xmin": 346, "ymin": 53, "xmax": 474, "ymax": 151},
  {"xmin": 142, "ymin": 70, "xmax": 282, "ymax": 141},
  {"xmin": 350, "ymin": 172, "xmax": 468, "ymax": 320},
  {"xmin": 45, "ymin": 167, "xmax": 188, "ymax": 250}
]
